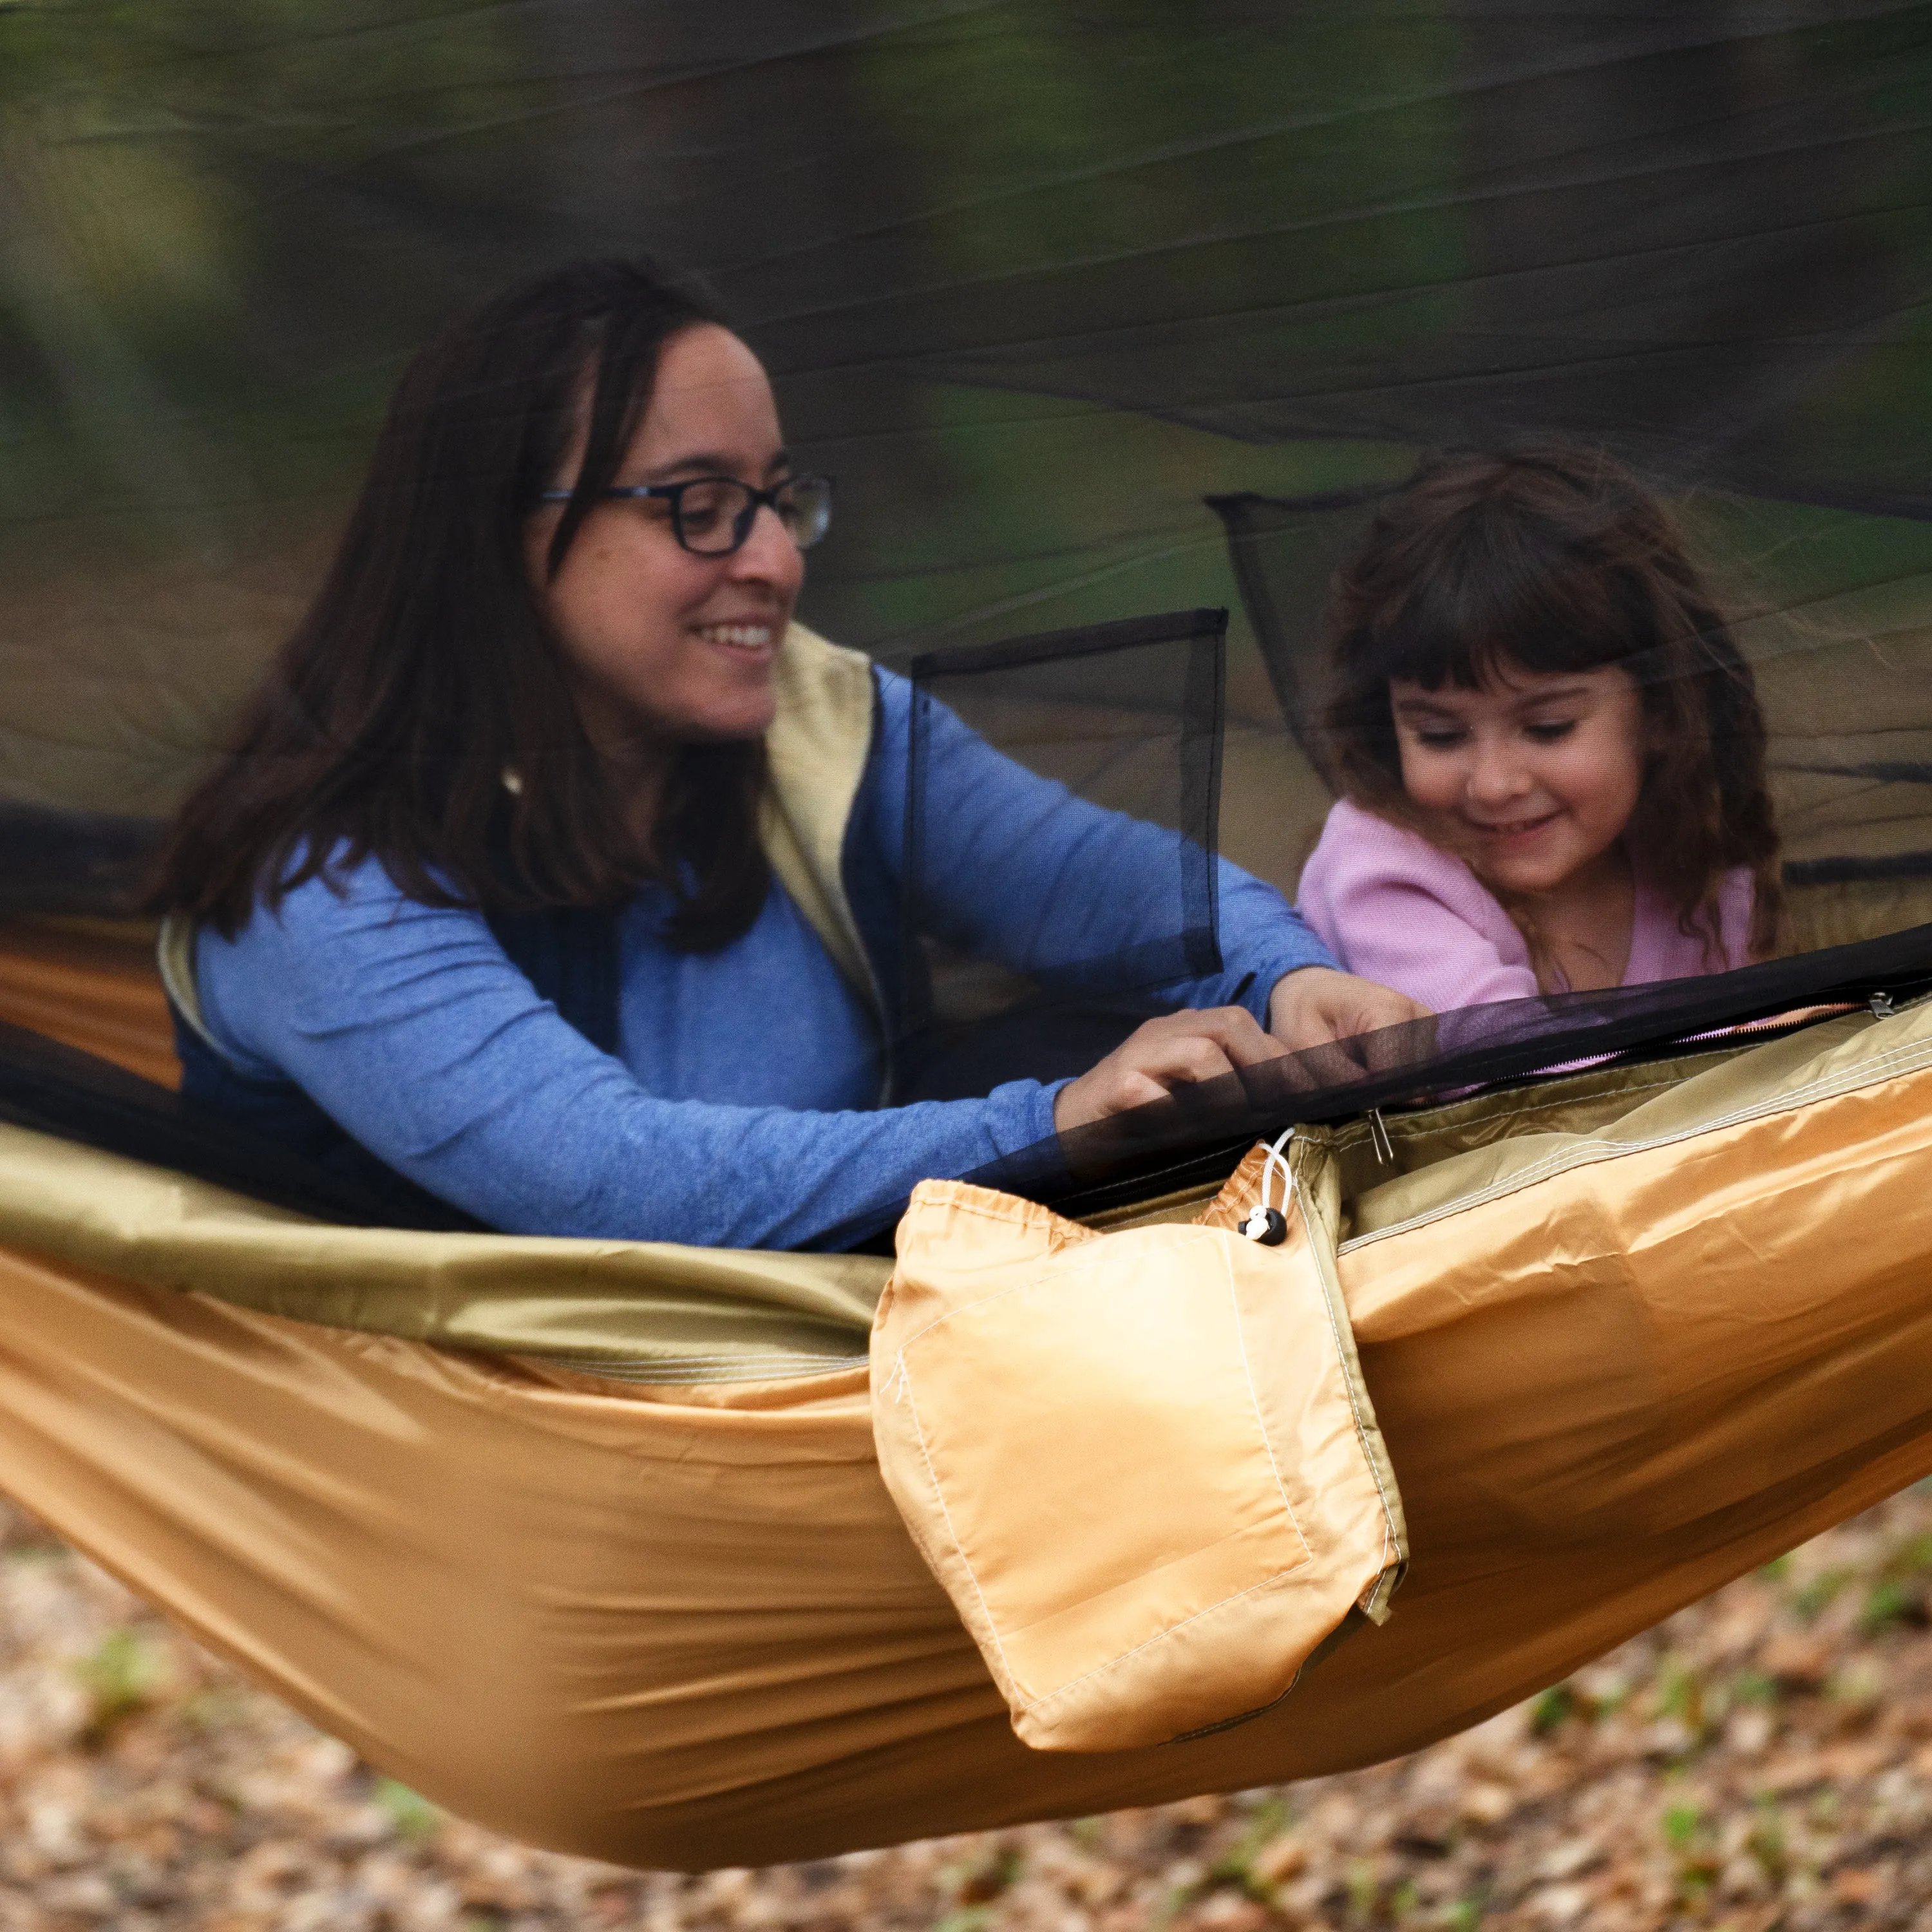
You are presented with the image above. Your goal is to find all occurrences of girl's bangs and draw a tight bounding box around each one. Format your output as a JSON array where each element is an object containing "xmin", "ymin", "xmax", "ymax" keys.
[
  {"xmin": 1361, "ymin": 614, "xmax": 1499, "ymax": 692},
  {"xmin": 1366, "ymin": 545, "xmax": 1636, "ymax": 692}
]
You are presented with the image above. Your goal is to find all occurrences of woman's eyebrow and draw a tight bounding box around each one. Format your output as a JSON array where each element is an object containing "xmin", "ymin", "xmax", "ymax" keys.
[
  {"xmin": 1511, "ymin": 683, "xmax": 1595, "ymax": 709},
  {"xmin": 637, "ymin": 448, "xmax": 793, "ymax": 483}
]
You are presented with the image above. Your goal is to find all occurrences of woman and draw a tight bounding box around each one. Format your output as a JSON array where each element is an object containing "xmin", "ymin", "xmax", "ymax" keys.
[{"xmin": 149, "ymin": 258, "xmax": 1421, "ymax": 1251}]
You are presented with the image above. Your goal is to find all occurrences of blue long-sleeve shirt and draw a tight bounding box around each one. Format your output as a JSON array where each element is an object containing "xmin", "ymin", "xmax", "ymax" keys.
[{"xmin": 194, "ymin": 671, "xmax": 1335, "ymax": 1249}]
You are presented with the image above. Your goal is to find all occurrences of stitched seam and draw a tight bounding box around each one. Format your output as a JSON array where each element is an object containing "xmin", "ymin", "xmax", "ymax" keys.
[
  {"xmin": 1349, "ymin": 1033, "xmax": 1932, "ymax": 1248},
  {"xmin": 1340, "ymin": 1030, "xmax": 1932, "ymax": 1256},
  {"xmin": 540, "ymin": 1352, "xmax": 866, "ymax": 1382},
  {"xmin": 1287, "ymin": 1161, "xmax": 1396, "ymax": 1609},
  {"xmin": 1354, "ymin": 1068, "xmax": 1696, "ymax": 1150},
  {"xmin": 1334, "ymin": 1019, "xmax": 1866, "ymax": 1158},
  {"xmin": 1018, "ymin": 1569, "xmax": 1304, "ymax": 1715},
  {"xmin": 891, "ymin": 1225, "xmax": 1195, "ymax": 1359},
  {"xmin": 1204, "ymin": 1072, "xmax": 1718, "ymax": 1231},
  {"xmin": 1351, "ymin": 1036, "xmax": 1932, "ymax": 1247},
  {"xmin": 896, "ymin": 1356, "xmax": 1017, "ymax": 1690},
  {"xmin": 1061, "ymin": 1143, "xmax": 1251, "ymax": 1210},
  {"xmin": 1222, "ymin": 1241, "xmax": 1312, "ymax": 1565},
  {"xmin": 912, "ymin": 1188, "xmax": 1081, "ymax": 1237},
  {"xmin": 544, "ymin": 1350, "xmax": 864, "ymax": 1365},
  {"xmin": 1081, "ymin": 1014, "xmax": 1878, "ymax": 1220}
]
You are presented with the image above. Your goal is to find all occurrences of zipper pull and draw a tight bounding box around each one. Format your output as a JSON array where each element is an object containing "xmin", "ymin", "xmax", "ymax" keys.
[{"xmin": 1871, "ymin": 990, "xmax": 1897, "ymax": 1019}]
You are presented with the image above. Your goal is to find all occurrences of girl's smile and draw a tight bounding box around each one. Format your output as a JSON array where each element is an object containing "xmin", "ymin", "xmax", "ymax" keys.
[
  {"xmin": 1314, "ymin": 442, "xmax": 1777, "ymax": 1001},
  {"xmin": 1389, "ymin": 663, "xmax": 1647, "ymax": 900}
]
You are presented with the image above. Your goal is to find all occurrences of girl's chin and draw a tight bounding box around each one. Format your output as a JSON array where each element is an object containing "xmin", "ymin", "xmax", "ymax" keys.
[{"xmin": 1474, "ymin": 855, "xmax": 1578, "ymax": 897}]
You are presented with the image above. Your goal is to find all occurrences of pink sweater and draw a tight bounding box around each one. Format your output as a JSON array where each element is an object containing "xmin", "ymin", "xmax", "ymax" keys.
[{"xmin": 1296, "ymin": 799, "xmax": 1756, "ymax": 1011}]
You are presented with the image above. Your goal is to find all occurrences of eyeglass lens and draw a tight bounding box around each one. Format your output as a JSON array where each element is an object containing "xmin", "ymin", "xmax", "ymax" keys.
[{"xmin": 674, "ymin": 477, "xmax": 832, "ymax": 554}]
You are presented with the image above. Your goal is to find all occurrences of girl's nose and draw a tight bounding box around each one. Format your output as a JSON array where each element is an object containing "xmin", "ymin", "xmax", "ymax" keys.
[{"xmin": 1466, "ymin": 740, "xmax": 1532, "ymax": 807}]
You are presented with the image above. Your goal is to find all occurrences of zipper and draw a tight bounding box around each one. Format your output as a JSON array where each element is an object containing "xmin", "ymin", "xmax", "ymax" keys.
[
  {"xmin": 1419, "ymin": 999, "xmax": 1875, "ymax": 1108},
  {"xmin": 1340, "ymin": 1005, "xmax": 1932, "ymax": 1256}
]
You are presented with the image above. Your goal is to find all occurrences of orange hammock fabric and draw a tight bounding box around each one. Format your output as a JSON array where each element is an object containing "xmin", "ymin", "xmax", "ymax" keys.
[
  {"xmin": 1, "ymin": 1000, "xmax": 1930, "ymax": 1870},
  {"xmin": 0, "ymin": 919, "xmax": 178, "ymax": 1088}
]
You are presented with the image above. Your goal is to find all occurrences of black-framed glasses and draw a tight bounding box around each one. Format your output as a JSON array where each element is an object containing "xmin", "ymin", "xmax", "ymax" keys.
[{"xmin": 536, "ymin": 473, "xmax": 833, "ymax": 556}]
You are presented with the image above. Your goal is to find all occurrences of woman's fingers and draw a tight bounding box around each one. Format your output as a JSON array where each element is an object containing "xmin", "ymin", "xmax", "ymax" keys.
[
  {"xmin": 1130, "ymin": 1033, "xmax": 1238, "ymax": 1090},
  {"xmin": 1267, "ymin": 967, "xmax": 1432, "ymax": 1051},
  {"xmin": 1052, "ymin": 1007, "xmax": 1280, "ymax": 1132},
  {"xmin": 1132, "ymin": 1003, "xmax": 1282, "ymax": 1068},
  {"xmin": 1050, "ymin": 978, "xmax": 1438, "ymax": 1133},
  {"xmin": 1110, "ymin": 1071, "xmax": 1173, "ymax": 1114}
]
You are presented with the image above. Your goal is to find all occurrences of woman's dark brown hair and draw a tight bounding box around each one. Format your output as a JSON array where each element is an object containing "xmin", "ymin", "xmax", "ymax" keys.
[
  {"xmin": 147, "ymin": 257, "xmax": 770, "ymax": 947},
  {"xmin": 1321, "ymin": 440, "xmax": 1781, "ymax": 962}
]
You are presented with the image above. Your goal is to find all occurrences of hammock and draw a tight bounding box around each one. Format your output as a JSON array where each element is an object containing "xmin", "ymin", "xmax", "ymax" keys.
[
  {"xmin": 4, "ymin": 0, "xmax": 1932, "ymax": 1871},
  {"xmin": 0, "ymin": 923, "xmax": 1929, "ymax": 1868}
]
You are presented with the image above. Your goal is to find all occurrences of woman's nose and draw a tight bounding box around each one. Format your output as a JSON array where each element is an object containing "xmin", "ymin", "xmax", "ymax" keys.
[{"xmin": 727, "ymin": 502, "xmax": 806, "ymax": 591}]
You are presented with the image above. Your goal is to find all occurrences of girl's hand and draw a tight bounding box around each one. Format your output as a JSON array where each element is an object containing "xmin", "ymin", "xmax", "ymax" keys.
[
  {"xmin": 1267, "ymin": 967, "xmax": 1431, "ymax": 1052},
  {"xmin": 1053, "ymin": 1007, "xmax": 1285, "ymax": 1132}
]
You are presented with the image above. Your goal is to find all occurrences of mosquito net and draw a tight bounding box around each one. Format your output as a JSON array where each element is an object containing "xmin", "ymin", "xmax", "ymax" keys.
[{"xmin": 3, "ymin": 0, "xmax": 1930, "ymax": 1235}]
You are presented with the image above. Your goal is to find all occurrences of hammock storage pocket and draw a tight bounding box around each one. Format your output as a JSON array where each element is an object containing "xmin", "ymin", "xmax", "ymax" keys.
[{"xmin": 871, "ymin": 1161, "xmax": 1406, "ymax": 1752}]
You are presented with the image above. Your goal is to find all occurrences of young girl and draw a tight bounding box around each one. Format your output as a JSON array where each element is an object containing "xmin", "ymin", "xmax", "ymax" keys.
[{"xmin": 1296, "ymin": 442, "xmax": 1781, "ymax": 1010}]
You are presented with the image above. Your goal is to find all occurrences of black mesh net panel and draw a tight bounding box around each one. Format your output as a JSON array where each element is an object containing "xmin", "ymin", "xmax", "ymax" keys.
[
  {"xmin": 4, "ymin": 1, "xmax": 1928, "ymax": 831},
  {"xmin": 0, "ymin": 1019, "xmax": 482, "ymax": 1233},
  {"xmin": 2, "ymin": 1, "xmax": 1931, "ymax": 1238},
  {"xmin": 895, "ymin": 609, "xmax": 1225, "ymax": 1101},
  {"xmin": 976, "ymin": 926, "xmax": 1932, "ymax": 1227},
  {"xmin": 0, "ymin": 802, "xmax": 159, "ymax": 918},
  {"xmin": 1213, "ymin": 486, "xmax": 1932, "ymax": 951}
]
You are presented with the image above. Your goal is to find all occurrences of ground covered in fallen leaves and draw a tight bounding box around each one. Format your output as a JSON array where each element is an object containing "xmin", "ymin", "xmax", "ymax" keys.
[{"xmin": 6, "ymin": 1492, "xmax": 1932, "ymax": 1931}]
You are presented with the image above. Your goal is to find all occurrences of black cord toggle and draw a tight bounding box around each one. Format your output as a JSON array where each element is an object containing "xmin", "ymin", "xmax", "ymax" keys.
[{"xmin": 1240, "ymin": 1204, "xmax": 1287, "ymax": 1245}]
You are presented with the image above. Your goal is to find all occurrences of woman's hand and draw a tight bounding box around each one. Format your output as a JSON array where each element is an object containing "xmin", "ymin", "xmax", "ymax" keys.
[
  {"xmin": 1053, "ymin": 1006, "xmax": 1287, "ymax": 1132},
  {"xmin": 1050, "ymin": 972, "xmax": 1432, "ymax": 1133},
  {"xmin": 1267, "ymin": 967, "xmax": 1431, "ymax": 1051}
]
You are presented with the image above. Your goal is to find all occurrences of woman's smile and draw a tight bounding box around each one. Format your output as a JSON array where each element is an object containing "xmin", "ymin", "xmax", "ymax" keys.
[
  {"xmin": 693, "ymin": 618, "xmax": 780, "ymax": 656},
  {"xmin": 528, "ymin": 323, "xmax": 806, "ymax": 761}
]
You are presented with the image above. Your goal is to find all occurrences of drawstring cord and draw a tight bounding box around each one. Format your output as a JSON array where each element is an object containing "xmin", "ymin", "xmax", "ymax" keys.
[{"xmin": 1240, "ymin": 1127, "xmax": 1294, "ymax": 1245}]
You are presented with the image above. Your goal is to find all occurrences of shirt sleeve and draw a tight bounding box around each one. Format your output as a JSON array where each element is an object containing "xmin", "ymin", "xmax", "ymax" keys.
[
  {"xmin": 195, "ymin": 858, "xmax": 1063, "ymax": 1252},
  {"xmin": 1296, "ymin": 802, "xmax": 1540, "ymax": 1012},
  {"xmin": 872, "ymin": 671, "xmax": 1335, "ymax": 1025}
]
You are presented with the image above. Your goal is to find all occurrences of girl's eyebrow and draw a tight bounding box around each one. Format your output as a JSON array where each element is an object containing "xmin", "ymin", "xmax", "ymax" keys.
[{"xmin": 1510, "ymin": 683, "xmax": 1595, "ymax": 709}]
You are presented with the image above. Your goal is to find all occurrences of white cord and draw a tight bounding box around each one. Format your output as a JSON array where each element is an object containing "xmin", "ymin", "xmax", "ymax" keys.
[{"xmin": 1256, "ymin": 1126, "xmax": 1294, "ymax": 1218}]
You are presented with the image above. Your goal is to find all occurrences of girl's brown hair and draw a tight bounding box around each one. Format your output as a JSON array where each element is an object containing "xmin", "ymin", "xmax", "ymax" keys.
[
  {"xmin": 1320, "ymin": 440, "xmax": 1781, "ymax": 961},
  {"xmin": 147, "ymin": 258, "xmax": 770, "ymax": 947}
]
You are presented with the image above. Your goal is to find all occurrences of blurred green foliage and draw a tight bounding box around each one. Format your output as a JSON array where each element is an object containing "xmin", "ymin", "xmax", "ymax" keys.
[
  {"xmin": 371, "ymin": 1774, "xmax": 444, "ymax": 1841},
  {"xmin": 1, "ymin": 1, "xmax": 1930, "ymax": 810},
  {"xmin": 70, "ymin": 1624, "xmax": 164, "ymax": 1735}
]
